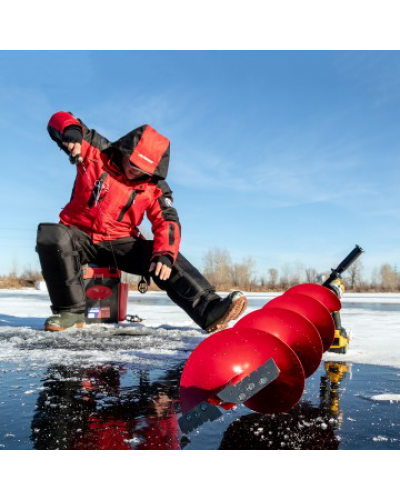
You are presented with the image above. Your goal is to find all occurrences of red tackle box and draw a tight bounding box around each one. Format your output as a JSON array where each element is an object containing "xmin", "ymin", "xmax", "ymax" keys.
[{"xmin": 82, "ymin": 265, "xmax": 129, "ymax": 323}]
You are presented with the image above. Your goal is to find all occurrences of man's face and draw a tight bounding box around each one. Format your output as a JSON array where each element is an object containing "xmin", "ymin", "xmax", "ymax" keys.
[{"xmin": 121, "ymin": 156, "xmax": 148, "ymax": 181}]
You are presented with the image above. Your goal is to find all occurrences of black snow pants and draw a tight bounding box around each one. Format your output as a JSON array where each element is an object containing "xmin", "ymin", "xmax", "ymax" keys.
[{"xmin": 36, "ymin": 223, "xmax": 220, "ymax": 329}]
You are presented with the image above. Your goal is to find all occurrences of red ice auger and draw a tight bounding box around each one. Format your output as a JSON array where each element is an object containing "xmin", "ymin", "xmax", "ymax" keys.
[{"xmin": 178, "ymin": 245, "xmax": 363, "ymax": 433}]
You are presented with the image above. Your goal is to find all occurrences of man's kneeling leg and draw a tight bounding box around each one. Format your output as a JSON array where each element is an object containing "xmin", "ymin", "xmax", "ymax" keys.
[{"xmin": 36, "ymin": 223, "xmax": 87, "ymax": 317}]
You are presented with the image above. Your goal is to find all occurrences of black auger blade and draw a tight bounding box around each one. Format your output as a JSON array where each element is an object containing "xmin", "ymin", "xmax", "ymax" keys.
[
  {"xmin": 178, "ymin": 401, "xmax": 223, "ymax": 434},
  {"xmin": 178, "ymin": 358, "xmax": 280, "ymax": 434},
  {"xmin": 217, "ymin": 358, "xmax": 280, "ymax": 404}
]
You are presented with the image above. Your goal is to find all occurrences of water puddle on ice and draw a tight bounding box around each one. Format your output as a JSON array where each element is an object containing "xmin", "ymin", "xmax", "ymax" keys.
[{"xmin": 0, "ymin": 359, "xmax": 399, "ymax": 450}]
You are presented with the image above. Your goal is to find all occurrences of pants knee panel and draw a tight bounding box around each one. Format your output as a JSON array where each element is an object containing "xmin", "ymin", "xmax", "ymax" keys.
[{"xmin": 36, "ymin": 223, "xmax": 86, "ymax": 312}]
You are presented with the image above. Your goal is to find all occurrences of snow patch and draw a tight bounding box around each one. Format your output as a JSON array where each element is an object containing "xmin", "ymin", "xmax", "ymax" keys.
[
  {"xmin": 34, "ymin": 281, "xmax": 47, "ymax": 291},
  {"xmin": 373, "ymin": 436, "xmax": 389, "ymax": 442},
  {"xmin": 370, "ymin": 394, "xmax": 400, "ymax": 402}
]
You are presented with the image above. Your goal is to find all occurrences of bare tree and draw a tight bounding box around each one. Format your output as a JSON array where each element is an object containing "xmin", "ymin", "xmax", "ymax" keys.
[
  {"xmin": 380, "ymin": 263, "xmax": 398, "ymax": 291},
  {"xmin": 268, "ymin": 268, "xmax": 279, "ymax": 289},
  {"xmin": 231, "ymin": 257, "xmax": 256, "ymax": 290},
  {"xmin": 203, "ymin": 248, "xmax": 232, "ymax": 288},
  {"xmin": 291, "ymin": 261, "xmax": 304, "ymax": 286},
  {"xmin": 279, "ymin": 264, "xmax": 289, "ymax": 289},
  {"xmin": 20, "ymin": 267, "xmax": 42, "ymax": 284},
  {"xmin": 305, "ymin": 267, "xmax": 319, "ymax": 283},
  {"xmin": 280, "ymin": 262, "xmax": 304, "ymax": 288},
  {"xmin": 371, "ymin": 267, "xmax": 380, "ymax": 289},
  {"xmin": 346, "ymin": 260, "xmax": 364, "ymax": 290},
  {"xmin": 259, "ymin": 275, "xmax": 267, "ymax": 288}
]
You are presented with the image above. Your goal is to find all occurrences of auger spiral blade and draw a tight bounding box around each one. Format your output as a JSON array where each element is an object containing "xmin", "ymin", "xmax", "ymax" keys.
[
  {"xmin": 236, "ymin": 307, "xmax": 323, "ymax": 378},
  {"xmin": 264, "ymin": 294, "xmax": 335, "ymax": 351},
  {"xmin": 285, "ymin": 283, "xmax": 341, "ymax": 312}
]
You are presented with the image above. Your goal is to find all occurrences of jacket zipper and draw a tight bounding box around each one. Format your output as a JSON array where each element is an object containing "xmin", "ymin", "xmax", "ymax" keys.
[
  {"xmin": 70, "ymin": 175, "xmax": 78, "ymax": 202},
  {"xmin": 117, "ymin": 191, "xmax": 138, "ymax": 222},
  {"xmin": 169, "ymin": 223, "xmax": 175, "ymax": 246},
  {"xmin": 88, "ymin": 172, "xmax": 109, "ymax": 208}
]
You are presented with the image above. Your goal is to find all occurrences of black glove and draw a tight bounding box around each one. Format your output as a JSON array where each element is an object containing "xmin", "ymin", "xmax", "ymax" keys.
[
  {"xmin": 62, "ymin": 126, "xmax": 83, "ymax": 164},
  {"xmin": 62, "ymin": 125, "xmax": 83, "ymax": 144},
  {"xmin": 151, "ymin": 255, "xmax": 173, "ymax": 269}
]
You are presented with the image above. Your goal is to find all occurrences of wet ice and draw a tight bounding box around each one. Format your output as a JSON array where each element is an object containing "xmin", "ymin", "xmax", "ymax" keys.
[{"xmin": 0, "ymin": 289, "xmax": 399, "ymax": 449}]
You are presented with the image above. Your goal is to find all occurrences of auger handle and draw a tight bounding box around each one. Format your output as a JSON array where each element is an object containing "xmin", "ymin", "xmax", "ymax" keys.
[{"xmin": 323, "ymin": 245, "xmax": 364, "ymax": 286}]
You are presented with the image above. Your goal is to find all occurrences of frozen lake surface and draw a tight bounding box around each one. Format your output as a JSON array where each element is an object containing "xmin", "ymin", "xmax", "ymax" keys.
[{"xmin": 0, "ymin": 290, "xmax": 399, "ymax": 449}]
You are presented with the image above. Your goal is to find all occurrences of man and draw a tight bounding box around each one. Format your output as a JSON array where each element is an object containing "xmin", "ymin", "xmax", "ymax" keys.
[{"xmin": 37, "ymin": 111, "xmax": 247, "ymax": 333}]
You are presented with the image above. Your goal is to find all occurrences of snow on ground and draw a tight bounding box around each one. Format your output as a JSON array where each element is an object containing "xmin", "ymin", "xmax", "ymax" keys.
[
  {"xmin": 324, "ymin": 306, "xmax": 400, "ymax": 368},
  {"xmin": 0, "ymin": 289, "xmax": 400, "ymax": 369},
  {"xmin": 342, "ymin": 293, "xmax": 400, "ymax": 303},
  {"xmin": 370, "ymin": 394, "xmax": 400, "ymax": 401},
  {"xmin": 0, "ymin": 289, "xmax": 205, "ymax": 369}
]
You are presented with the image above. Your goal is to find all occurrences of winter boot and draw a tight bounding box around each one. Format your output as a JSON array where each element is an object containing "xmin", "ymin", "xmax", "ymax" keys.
[
  {"xmin": 203, "ymin": 291, "xmax": 248, "ymax": 333},
  {"xmin": 44, "ymin": 312, "xmax": 85, "ymax": 332}
]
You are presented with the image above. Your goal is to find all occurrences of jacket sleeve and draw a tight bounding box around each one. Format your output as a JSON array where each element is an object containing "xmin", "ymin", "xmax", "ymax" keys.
[
  {"xmin": 47, "ymin": 111, "xmax": 111, "ymax": 154},
  {"xmin": 146, "ymin": 181, "xmax": 181, "ymax": 264}
]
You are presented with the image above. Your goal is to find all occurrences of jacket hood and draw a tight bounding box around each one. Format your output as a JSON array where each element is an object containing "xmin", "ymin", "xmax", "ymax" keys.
[{"xmin": 109, "ymin": 124, "xmax": 170, "ymax": 181}]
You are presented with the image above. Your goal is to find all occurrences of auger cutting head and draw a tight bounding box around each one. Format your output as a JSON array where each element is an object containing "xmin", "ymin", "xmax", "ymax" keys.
[
  {"xmin": 179, "ymin": 283, "xmax": 342, "ymax": 433},
  {"xmin": 180, "ymin": 327, "xmax": 305, "ymax": 416}
]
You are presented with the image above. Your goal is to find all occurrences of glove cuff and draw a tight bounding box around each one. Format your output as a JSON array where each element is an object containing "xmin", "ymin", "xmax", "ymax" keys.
[{"xmin": 152, "ymin": 254, "xmax": 173, "ymax": 268}]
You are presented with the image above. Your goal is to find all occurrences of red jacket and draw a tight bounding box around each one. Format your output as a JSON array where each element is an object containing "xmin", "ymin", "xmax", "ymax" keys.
[{"xmin": 48, "ymin": 111, "xmax": 181, "ymax": 264}]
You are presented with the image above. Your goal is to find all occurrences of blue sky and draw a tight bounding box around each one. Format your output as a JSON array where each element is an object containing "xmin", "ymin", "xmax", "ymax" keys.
[{"xmin": 1, "ymin": 51, "xmax": 400, "ymax": 278}]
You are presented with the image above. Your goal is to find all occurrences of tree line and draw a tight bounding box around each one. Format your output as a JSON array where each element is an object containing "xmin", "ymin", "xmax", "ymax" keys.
[
  {"xmin": 201, "ymin": 248, "xmax": 400, "ymax": 292},
  {"xmin": 1, "ymin": 249, "xmax": 400, "ymax": 292}
]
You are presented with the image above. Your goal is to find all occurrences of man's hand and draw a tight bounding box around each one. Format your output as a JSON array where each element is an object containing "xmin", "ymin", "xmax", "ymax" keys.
[
  {"xmin": 149, "ymin": 256, "xmax": 172, "ymax": 281},
  {"xmin": 63, "ymin": 141, "xmax": 83, "ymax": 163},
  {"xmin": 62, "ymin": 125, "xmax": 83, "ymax": 163}
]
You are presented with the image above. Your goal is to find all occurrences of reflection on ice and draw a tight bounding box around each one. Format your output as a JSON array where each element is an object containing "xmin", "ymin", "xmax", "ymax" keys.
[
  {"xmin": 219, "ymin": 402, "xmax": 340, "ymax": 450},
  {"xmin": 31, "ymin": 363, "xmax": 183, "ymax": 450},
  {"xmin": 0, "ymin": 358, "xmax": 399, "ymax": 449}
]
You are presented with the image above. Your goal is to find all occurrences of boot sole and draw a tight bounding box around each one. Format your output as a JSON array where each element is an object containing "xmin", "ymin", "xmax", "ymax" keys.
[
  {"xmin": 206, "ymin": 295, "xmax": 248, "ymax": 333},
  {"xmin": 44, "ymin": 322, "xmax": 85, "ymax": 332}
]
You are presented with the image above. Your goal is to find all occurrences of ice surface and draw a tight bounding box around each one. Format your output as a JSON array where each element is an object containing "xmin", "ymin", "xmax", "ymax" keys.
[
  {"xmin": 0, "ymin": 289, "xmax": 204, "ymax": 369},
  {"xmin": 324, "ymin": 305, "xmax": 400, "ymax": 368},
  {"xmin": 370, "ymin": 394, "xmax": 400, "ymax": 401},
  {"xmin": 0, "ymin": 289, "xmax": 400, "ymax": 369}
]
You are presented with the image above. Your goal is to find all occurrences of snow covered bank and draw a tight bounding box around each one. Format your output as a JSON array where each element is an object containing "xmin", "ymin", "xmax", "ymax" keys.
[{"xmin": 0, "ymin": 290, "xmax": 400, "ymax": 369}]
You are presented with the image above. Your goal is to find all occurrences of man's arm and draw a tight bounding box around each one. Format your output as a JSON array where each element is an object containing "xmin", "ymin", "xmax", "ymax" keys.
[
  {"xmin": 146, "ymin": 180, "xmax": 181, "ymax": 280},
  {"xmin": 47, "ymin": 111, "xmax": 111, "ymax": 160}
]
